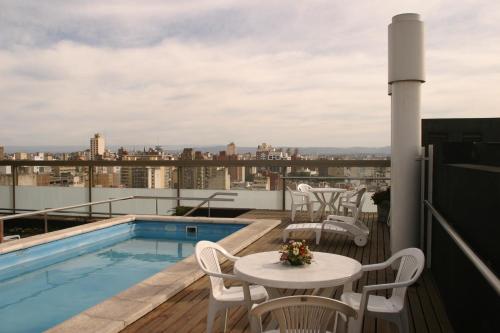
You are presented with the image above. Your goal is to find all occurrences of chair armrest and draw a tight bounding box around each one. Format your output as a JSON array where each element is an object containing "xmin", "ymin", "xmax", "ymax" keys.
[
  {"xmin": 223, "ymin": 253, "xmax": 240, "ymax": 262},
  {"xmin": 362, "ymin": 280, "xmax": 414, "ymax": 293},
  {"xmin": 215, "ymin": 247, "xmax": 240, "ymax": 262},
  {"xmin": 292, "ymin": 191, "xmax": 309, "ymax": 197},
  {"xmin": 205, "ymin": 271, "xmax": 242, "ymax": 282},
  {"xmin": 325, "ymin": 215, "xmax": 353, "ymax": 222},
  {"xmin": 361, "ymin": 262, "xmax": 391, "ymax": 272},
  {"xmin": 355, "ymin": 279, "xmax": 416, "ymax": 319}
]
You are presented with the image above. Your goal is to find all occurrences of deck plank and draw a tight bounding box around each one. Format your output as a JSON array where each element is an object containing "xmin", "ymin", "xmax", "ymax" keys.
[{"xmin": 122, "ymin": 210, "xmax": 451, "ymax": 333}]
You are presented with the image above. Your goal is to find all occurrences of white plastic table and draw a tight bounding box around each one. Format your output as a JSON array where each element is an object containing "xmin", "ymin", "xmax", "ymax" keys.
[
  {"xmin": 234, "ymin": 251, "xmax": 362, "ymax": 299},
  {"xmin": 309, "ymin": 187, "xmax": 347, "ymax": 219}
]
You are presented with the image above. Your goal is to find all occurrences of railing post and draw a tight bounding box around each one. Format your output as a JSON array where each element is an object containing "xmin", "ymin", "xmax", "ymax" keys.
[
  {"xmin": 155, "ymin": 198, "xmax": 158, "ymax": 215},
  {"xmin": 281, "ymin": 167, "xmax": 286, "ymax": 211},
  {"xmin": 177, "ymin": 167, "xmax": 181, "ymax": 208},
  {"xmin": 0, "ymin": 220, "xmax": 4, "ymax": 243},
  {"xmin": 12, "ymin": 165, "xmax": 17, "ymax": 214},
  {"xmin": 426, "ymin": 145, "xmax": 434, "ymax": 268},
  {"xmin": 88, "ymin": 165, "xmax": 93, "ymax": 219},
  {"xmin": 108, "ymin": 201, "xmax": 112, "ymax": 218},
  {"xmin": 44, "ymin": 212, "xmax": 48, "ymax": 233},
  {"xmin": 420, "ymin": 146, "xmax": 426, "ymax": 250},
  {"xmin": 208, "ymin": 200, "xmax": 211, "ymax": 217}
]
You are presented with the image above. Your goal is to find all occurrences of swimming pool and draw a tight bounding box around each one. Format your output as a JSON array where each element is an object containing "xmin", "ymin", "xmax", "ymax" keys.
[{"xmin": 0, "ymin": 220, "xmax": 244, "ymax": 333}]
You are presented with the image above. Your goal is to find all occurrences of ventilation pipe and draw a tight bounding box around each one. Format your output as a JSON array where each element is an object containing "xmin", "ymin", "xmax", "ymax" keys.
[{"xmin": 388, "ymin": 13, "xmax": 425, "ymax": 253}]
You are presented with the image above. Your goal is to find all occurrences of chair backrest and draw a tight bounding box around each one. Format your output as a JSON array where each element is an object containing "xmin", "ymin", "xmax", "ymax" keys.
[
  {"xmin": 352, "ymin": 193, "xmax": 367, "ymax": 222},
  {"xmin": 250, "ymin": 295, "xmax": 356, "ymax": 333},
  {"xmin": 391, "ymin": 248, "xmax": 425, "ymax": 300},
  {"xmin": 297, "ymin": 183, "xmax": 313, "ymax": 193},
  {"xmin": 354, "ymin": 187, "xmax": 367, "ymax": 208},
  {"xmin": 195, "ymin": 241, "xmax": 226, "ymax": 297},
  {"xmin": 287, "ymin": 186, "xmax": 301, "ymax": 205}
]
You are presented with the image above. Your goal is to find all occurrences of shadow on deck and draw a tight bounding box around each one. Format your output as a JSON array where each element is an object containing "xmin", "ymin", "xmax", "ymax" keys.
[{"xmin": 122, "ymin": 210, "xmax": 453, "ymax": 333}]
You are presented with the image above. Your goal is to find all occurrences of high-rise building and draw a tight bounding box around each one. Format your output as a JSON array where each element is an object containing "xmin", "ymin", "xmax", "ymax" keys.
[
  {"xmin": 0, "ymin": 146, "xmax": 4, "ymax": 160},
  {"xmin": 226, "ymin": 142, "xmax": 236, "ymax": 156},
  {"xmin": 256, "ymin": 143, "xmax": 271, "ymax": 160},
  {"xmin": 90, "ymin": 133, "xmax": 105, "ymax": 160},
  {"xmin": 119, "ymin": 152, "xmax": 166, "ymax": 188}
]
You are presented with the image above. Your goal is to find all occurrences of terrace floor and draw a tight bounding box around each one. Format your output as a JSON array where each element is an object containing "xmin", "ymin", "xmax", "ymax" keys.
[{"xmin": 123, "ymin": 210, "xmax": 453, "ymax": 333}]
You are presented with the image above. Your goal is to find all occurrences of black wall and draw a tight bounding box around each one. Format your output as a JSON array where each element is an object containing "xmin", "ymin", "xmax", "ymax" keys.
[
  {"xmin": 422, "ymin": 118, "xmax": 500, "ymax": 146},
  {"xmin": 422, "ymin": 118, "xmax": 500, "ymax": 333}
]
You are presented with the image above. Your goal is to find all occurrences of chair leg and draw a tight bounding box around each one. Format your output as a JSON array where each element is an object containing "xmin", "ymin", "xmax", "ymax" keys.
[
  {"xmin": 347, "ymin": 316, "xmax": 363, "ymax": 333},
  {"xmin": 206, "ymin": 300, "xmax": 218, "ymax": 333},
  {"xmin": 308, "ymin": 203, "xmax": 314, "ymax": 222},
  {"xmin": 222, "ymin": 308, "xmax": 229, "ymax": 333},
  {"xmin": 291, "ymin": 205, "xmax": 296, "ymax": 222},
  {"xmin": 399, "ymin": 308, "xmax": 410, "ymax": 333}
]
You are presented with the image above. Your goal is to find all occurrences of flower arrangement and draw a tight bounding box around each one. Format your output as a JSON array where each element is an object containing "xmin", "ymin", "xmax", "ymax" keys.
[{"xmin": 279, "ymin": 240, "xmax": 313, "ymax": 266}]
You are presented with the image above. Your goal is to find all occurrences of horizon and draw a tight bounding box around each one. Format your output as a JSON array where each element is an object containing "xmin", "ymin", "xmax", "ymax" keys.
[{"xmin": 1, "ymin": 143, "xmax": 391, "ymax": 154}]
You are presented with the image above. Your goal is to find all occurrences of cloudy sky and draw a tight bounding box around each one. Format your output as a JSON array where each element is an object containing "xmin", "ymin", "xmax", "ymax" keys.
[{"xmin": 1, "ymin": 0, "xmax": 499, "ymax": 147}]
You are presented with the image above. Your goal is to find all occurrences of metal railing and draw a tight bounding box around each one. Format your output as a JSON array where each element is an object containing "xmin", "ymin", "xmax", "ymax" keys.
[
  {"xmin": 422, "ymin": 144, "xmax": 499, "ymax": 296},
  {"xmin": 424, "ymin": 200, "xmax": 500, "ymax": 295},
  {"xmin": 0, "ymin": 193, "xmax": 237, "ymax": 243},
  {"xmin": 0, "ymin": 159, "xmax": 390, "ymax": 214}
]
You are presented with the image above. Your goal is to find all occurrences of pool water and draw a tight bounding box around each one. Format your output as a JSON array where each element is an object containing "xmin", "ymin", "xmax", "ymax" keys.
[{"xmin": 0, "ymin": 221, "xmax": 244, "ymax": 332}]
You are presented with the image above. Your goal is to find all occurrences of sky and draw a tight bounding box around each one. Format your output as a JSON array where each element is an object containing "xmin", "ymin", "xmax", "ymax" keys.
[{"xmin": 1, "ymin": 0, "xmax": 499, "ymax": 147}]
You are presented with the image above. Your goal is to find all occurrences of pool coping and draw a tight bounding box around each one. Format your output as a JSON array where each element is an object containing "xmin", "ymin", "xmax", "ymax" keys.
[{"xmin": 0, "ymin": 215, "xmax": 280, "ymax": 333}]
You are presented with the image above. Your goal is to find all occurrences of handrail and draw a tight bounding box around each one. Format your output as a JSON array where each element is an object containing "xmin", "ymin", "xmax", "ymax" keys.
[
  {"xmin": 0, "ymin": 196, "xmax": 134, "ymax": 221},
  {"xmin": 183, "ymin": 192, "xmax": 238, "ymax": 217},
  {"xmin": 0, "ymin": 193, "xmax": 238, "ymax": 243},
  {"xmin": 0, "ymin": 159, "xmax": 390, "ymax": 168},
  {"xmin": 424, "ymin": 200, "xmax": 500, "ymax": 295},
  {"xmin": 281, "ymin": 176, "xmax": 391, "ymax": 180}
]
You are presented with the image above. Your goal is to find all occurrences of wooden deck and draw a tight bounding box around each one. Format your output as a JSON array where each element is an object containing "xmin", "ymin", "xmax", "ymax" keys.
[{"xmin": 123, "ymin": 211, "xmax": 453, "ymax": 333}]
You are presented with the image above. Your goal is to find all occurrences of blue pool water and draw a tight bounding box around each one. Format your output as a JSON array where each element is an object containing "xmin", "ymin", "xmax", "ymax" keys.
[{"xmin": 0, "ymin": 221, "xmax": 244, "ymax": 333}]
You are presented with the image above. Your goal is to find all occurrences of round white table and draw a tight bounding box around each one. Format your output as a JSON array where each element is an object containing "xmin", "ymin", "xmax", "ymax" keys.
[
  {"xmin": 309, "ymin": 187, "xmax": 347, "ymax": 219},
  {"xmin": 234, "ymin": 251, "xmax": 362, "ymax": 298}
]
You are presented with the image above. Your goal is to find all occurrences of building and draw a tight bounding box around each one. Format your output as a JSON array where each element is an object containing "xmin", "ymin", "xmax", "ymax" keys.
[
  {"xmin": 90, "ymin": 133, "xmax": 105, "ymax": 160},
  {"xmin": 226, "ymin": 142, "xmax": 236, "ymax": 156},
  {"xmin": 179, "ymin": 148, "xmax": 209, "ymax": 189},
  {"xmin": 14, "ymin": 152, "xmax": 28, "ymax": 160},
  {"xmin": 256, "ymin": 143, "xmax": 271, "ymax": 160},
  {"xmin": 250, "ymin": 175, "xmax": 270, "ymax": 190},
  {"xmin": 0, "ymin": 146, "xmax": 4, "ymax": 160},
  {"xmin": 120, "ymin": 152, "xmax": 166, "ymax": 189},
  {"xmin": 207, "ymin": 167, "xmax": 230, "ymax": 190}
]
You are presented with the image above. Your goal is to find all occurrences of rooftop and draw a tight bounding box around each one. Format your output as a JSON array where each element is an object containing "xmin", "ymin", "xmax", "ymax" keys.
[{"xmin": 122, "ymin": 210, "xmax": 453, "ymax": 333}]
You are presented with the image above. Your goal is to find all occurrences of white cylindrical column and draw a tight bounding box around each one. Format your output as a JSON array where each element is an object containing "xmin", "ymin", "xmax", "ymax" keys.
[{"xmin": 388, "ymin": 13, "xmax": 425, "ymax": 253}]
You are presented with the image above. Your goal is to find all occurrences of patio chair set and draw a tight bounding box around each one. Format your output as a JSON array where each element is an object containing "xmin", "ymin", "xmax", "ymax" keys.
[
  {"xmin": 284, "ymin": 184, "xmax": 369, "ymax": 247},
  {"xmin": 196, "ymin": 241, "xmax": 425, "ymax": 333}
]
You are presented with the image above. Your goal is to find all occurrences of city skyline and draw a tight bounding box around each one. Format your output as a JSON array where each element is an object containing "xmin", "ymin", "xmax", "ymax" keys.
[{"xmin": 1, "ymin": 1, "xmax": 499, "ymax": 146}]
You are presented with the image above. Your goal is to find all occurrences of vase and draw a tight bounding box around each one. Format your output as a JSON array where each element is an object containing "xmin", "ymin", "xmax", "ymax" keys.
[
  {"xmin": 377, "ymin": 201, "xmax": 390, "ymax": 224},
  {"xmin": 288, "ymin": 259, "xmax": 304, "ymax": 266}
]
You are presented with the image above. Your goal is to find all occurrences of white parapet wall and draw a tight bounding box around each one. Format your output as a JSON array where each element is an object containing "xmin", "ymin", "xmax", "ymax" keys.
[{"xmin": 0, "ymin": 186, "xmax": 377, "ymax": 215}]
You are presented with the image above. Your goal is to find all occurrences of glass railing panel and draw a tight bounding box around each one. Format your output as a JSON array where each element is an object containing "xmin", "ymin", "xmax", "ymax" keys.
[{"xmin": 91, "ymin": 165, "xmax": 177, "ymax": 216}]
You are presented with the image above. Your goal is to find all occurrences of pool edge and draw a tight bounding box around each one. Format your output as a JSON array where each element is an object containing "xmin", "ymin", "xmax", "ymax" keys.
[{"xmin": 42, "ymin": 215, "xmax": 281, "ymax": 333}]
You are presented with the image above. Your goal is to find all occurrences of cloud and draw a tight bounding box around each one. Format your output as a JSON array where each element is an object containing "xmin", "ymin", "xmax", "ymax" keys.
[{"xmin": 0, "ymin": 0, "xmax": 499, "ymax": 147}]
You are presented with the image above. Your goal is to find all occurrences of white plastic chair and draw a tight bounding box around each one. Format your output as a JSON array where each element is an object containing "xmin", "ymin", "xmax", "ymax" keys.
[
  {"xmin": 283, "ymin": 194, "xmax": 369, "ymax": 246},
  {"xmin": 287, "ymin": 186, "xmax": 314, "ymax": 222},
  {"xmin": 249, "ymin": 295, "xmax": 357, "ymax": 333},
  {"xmin": 341, "ymin": 248, "xmax": 425, "ymax": 333},
  {"xmin": 322, "ymin": 193, "xmax": 370, "ymax": 246},
  {"xmin": 3, "ymin": 235, "xmax": 21, "ymax": 242},
  {"xmin": 339, "ymin": 187, "xmax": 366, "ymax": 217},
  {"xmin": 195, "ymin": 241, "xmax": 268, "ymax": 333}
]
